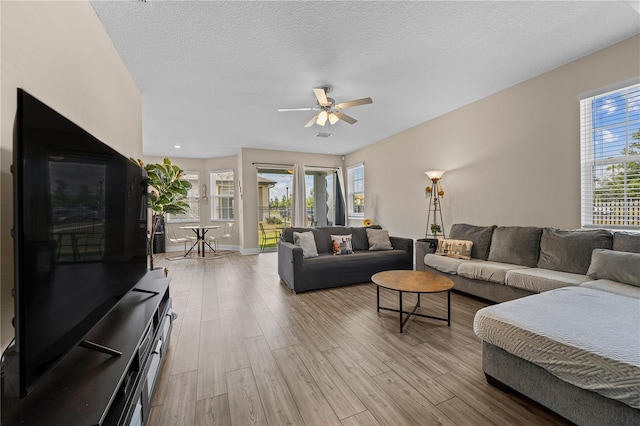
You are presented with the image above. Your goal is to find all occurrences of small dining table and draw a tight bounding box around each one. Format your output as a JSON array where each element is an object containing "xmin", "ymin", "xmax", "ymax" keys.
[{"xmin": 179, "ymin": 225, "xmax": 220, "ymax": 257}]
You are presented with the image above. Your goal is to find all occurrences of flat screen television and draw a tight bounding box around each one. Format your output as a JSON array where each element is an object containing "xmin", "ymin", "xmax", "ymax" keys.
[{"xmin": 8, "ymin": 89, "xmax": 148, "ymax": 397}]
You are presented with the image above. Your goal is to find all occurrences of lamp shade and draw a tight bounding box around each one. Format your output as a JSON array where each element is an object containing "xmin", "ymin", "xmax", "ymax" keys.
[
  {"xmin": 425, "ymin": 170, "xmax": 446, "ymax": 180},
  {"xmin": 316, "ymin": 110, "xmax": 328, "ymax": 126}
]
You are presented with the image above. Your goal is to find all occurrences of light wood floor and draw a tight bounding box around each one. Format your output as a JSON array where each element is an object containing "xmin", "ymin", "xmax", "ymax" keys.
[{"xmin": 149, "ymin": 252, "xmax": 570, "ymax": 426}]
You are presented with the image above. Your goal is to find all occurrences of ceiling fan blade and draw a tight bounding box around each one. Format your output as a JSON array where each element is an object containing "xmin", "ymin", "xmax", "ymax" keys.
[
  {"xmin": 313, "ymin": 88, "xmax": 330, "ymax": 106},
  {"xmin": 333, "ymin": 111, "xmax": 357, "ymax": 125},
  {"xmin": 278, "ymin": 107, "xmax": 315, "ymax": 112},
  {"xmin": 304, "ymin": 113, "xmax": 319, "ymax": 127},
  {"xmin": 336, "ymin": 97, "xmax": 373, "ymax": 109}
]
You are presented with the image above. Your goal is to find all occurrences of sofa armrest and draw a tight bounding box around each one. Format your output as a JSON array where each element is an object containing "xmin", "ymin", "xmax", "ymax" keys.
[
  {"xmin": 277, "ymin": 241, "xmax": 304, "ymax": 290},
  {"xmin": 390, "ymin": 236, "xmax": 413, "ymax": 253}
]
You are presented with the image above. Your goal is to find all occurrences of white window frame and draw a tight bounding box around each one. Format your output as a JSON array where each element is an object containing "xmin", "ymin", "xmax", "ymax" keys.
[
  {"xmin": 210, "ymin": 169, "xmax": 235, "ymax": 221},
  {"xmin": 347, "ymin": 163, "xmax": 365, "ymax": 219},
  {"xmin": 167, "ymin": 170, "xmax": 200, "ymax": 223},
  {"xmin": 580, "ymin": 81, "xmax": 640, "ymax": 230}
]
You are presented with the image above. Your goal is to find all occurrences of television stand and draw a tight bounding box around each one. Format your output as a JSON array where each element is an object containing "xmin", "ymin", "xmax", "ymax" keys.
[
  {"xmin": 132, "ymin": 287, "xmax": 160, "ymax": 296},
  {"xmin": 2, "ymin": 272, "xmax": 173, "ymax": 426},
  {"xmin": 79, "ymin": 340, "xmax": 122, "ymax": 357}
]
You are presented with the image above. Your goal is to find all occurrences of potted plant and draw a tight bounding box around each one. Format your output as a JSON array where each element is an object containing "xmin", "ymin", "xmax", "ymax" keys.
[
  {"xmin": 430, "ymin": 223, "xmax": 442, "ymax": 236},
  {"xmin": 132, "ymin": 157, "xmax": 192, "ymax": 270}
]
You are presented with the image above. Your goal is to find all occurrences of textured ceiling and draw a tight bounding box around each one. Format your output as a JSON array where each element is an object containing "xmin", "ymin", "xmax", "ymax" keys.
[{"xmin": 90, "ymin": 1, "xmax": 640, "ymax": 159}]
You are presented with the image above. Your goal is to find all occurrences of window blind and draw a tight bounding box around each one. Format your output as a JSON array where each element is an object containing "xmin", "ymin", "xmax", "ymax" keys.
[{"xmin": 580, "ymin": 83, "xmax": 640, "ymax": 229}]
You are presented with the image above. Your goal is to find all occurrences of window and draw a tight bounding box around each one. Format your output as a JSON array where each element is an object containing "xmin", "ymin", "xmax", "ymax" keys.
[
  {"xmin": 167, "ymin": 170, "xmax": 200, "ymax": 222},
  {"xmin": 347, "ymin": 163, "xmax": 365, "ymax": 218},
  {"xmin": 580, "ymin": 82, "xmax": 640, "ymax": 229},
  {"xmin": 210, "ymin": 170, "xmax": 235, "ymax": 220}
]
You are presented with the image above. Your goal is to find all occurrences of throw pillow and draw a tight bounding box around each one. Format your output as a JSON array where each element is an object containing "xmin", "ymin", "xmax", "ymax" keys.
[
  {"xmin": 293, "ymin": 231, "xmax": 319, "ymax": 259},
  {"xmin": 435, "ymin": 238, "xmax": 473, "ymax": 260},
  {"xmin": 331, "ymin": 234, "xmax": 353, "ymax": 255},
  {"xmin": 587, "ymin": 249, "xmax": 640, "ymax": 287},
  {"xmin": 366, "ymin": 228, "xmax": 393, "ymax": 251},
  {"xmin": 449, "ymin": 223, "xmax": 496, "ymax": 260}
]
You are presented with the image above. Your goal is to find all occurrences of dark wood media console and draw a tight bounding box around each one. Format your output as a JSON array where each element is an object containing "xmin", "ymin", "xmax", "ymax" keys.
[{"xmin": 2, "ymin": 273, "xmax": 173, "ymax": 426}]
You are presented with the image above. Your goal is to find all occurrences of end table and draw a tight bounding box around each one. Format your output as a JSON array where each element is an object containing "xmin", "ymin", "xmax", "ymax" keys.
[{"xmin": 415, "ymin": 238, "xmax": 438, "ymax": 271}]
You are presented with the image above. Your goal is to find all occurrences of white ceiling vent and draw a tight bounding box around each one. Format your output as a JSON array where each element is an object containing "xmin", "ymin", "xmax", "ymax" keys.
[{"xmin": 315, "ymin": 132, "xmax": 332, "ymax": 138}]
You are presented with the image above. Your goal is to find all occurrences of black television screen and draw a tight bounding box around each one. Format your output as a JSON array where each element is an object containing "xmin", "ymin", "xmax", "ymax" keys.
[{"xmin": 11, "ymin": 89, "xmax": 148, "ymax": 396}]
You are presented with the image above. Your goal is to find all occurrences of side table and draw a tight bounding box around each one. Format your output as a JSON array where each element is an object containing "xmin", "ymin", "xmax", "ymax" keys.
[{"xmin": 415, "ymin": 238, "xmax": 438, "ymax": 271}]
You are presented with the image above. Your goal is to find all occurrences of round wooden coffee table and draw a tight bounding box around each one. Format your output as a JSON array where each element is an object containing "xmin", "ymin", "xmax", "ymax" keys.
[{"xmin": 372, "ymin": 270, "xmax": 454, "ymax": 333}]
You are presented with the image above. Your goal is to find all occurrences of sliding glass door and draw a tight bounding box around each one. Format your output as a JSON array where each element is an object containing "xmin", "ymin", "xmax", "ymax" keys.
[
  {"xmin": 305, "ymin": 168, "xmax": 344, "ymax": 227},
  {"xmin": 256, "ymin": 166, "xmax": 345, "ymax": 250},
  {"xmin": 256, "ymin": 168, "xmax": 293, "ymax": 250}
]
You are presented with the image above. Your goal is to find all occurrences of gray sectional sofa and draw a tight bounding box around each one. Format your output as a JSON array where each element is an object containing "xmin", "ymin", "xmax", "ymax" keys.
[
  {"xmin": 420, "ymin": 223, "xmax": 640, "ymax": 303},
  {"xmin": 422, "ymin": 223, "xmax": 640, "ymax": 425},
  {"xmin": 277, "ymin": 226, "xmax": 413, "ymax": 293}
]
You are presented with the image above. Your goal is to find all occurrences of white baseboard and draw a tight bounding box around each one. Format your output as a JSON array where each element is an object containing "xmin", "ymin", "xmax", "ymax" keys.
[{"xmin": 240, "ymin": 248, "xmax": 260, "ymax": 255}]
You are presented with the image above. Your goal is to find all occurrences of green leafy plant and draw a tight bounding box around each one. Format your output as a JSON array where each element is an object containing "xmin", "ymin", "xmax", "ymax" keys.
[
  {"xmin": 430, "ymin": 223, "xmax": 442, "ymax": 235},
  {"xmin": 265, "ymin": 216, "xmax": 283, "ymax": 225},
  {"xmin": 132, "ymin": 157, "xmax": 192, "ymax": 269}
]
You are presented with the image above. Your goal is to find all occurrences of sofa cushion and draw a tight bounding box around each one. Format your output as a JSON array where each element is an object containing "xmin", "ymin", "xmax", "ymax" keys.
[
  {"xmin": 458, "ymin": 261, "xmax": 529, "ymax": 285},
  {"xmin": 311, "ymin": 227, "xmax": 352, "ymax": 254},
  {"xmin": 587, "ymin": 249, "xmax": 640, "ymax": 287},
  {"xmin": 581, "ymin": 279, "xmax": 640, "ymax": 299},
  {"xmin": 293, "ymin": 231, "xmax": 319, "ymax": 258},
  {"xmin": 613, "ymin": 231, "xmax": 640, "ymax": 253},
  {"xmin": 424, "ymin": 253, "xmax": 471, "ymax": 275},
  {"xmin": 505, "ymin": 268, "xmax": 591, "ymax": 293},
  {"xmin": 281, "ymin": 227, "xmax": 313, "ymax": 244},
  {"xmin": 488, "ymin": 226, "xmax": 542, "ymax": 267},
  {"xmin": 449, "ymin": 223, "xmax": 496, "ymax": 260},
  {"xmin": 366, "ymin": 228, "xmax": 393, "ymax": 251},
  {"xmin": 537, "ymin": 228, "xmax": 612, "ymax": 275},
  {"xmin": 350, "ymin": 225, "xmax": 381, "ymax": 251},
  {"xmin": 435, "ymin": 238, "xmax": 473, "ymax": 260}
]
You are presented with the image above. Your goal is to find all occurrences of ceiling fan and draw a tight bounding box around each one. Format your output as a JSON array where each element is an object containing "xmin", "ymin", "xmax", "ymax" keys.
[{"xmin": 278, "ymin": 87, "xmax": 373, "ymax": 127}]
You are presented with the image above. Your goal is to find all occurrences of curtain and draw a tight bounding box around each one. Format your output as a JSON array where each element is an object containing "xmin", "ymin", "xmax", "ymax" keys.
[
  {"xmin": 335, "ymin": 167, "xmax": 346, "ymax": 226},
  {"xmin": 292, "ymin": 163, "xmax": 307, "ymax": 227}
]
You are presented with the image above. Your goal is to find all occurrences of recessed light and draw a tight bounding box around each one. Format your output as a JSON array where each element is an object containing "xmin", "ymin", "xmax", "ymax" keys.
[{"xmin": 174, "ymin": 145, "xmax": 181, "ymax": 149}]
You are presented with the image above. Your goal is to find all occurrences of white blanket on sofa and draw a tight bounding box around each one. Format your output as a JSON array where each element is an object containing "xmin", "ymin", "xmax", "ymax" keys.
[{"xmin": 474, "ymin": 286, "xmax": 640, "ymax": 409}]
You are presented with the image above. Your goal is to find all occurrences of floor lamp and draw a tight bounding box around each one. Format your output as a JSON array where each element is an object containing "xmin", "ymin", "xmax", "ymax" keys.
[{"xmin": 425, "ymin": 170, "xmax": 446, "ymax": 239}]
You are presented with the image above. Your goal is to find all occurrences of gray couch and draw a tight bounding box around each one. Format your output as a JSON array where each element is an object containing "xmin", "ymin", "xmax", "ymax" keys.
[
  {"xmin": 277, "ymin": 226, "xmax": 413, "ymax": 293},
  {"xmin": 425, "ymin": 224, "xmax": 640, "ymax": 425},
  {"xmin": 420, "ymin": 223, "xmax": 640, "ymax": 303}
]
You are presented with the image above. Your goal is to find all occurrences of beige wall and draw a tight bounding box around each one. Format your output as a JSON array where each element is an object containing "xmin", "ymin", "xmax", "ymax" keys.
[
  {"xmin": 345, "ymin": 35, "xmax": 640, "ymax": 240},
  {"xmin": 1, "ymin": 1, "xmax": 141, "ymax": 348}
]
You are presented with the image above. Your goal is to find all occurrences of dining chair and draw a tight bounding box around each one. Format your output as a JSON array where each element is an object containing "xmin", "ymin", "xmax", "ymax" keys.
[
  {"xmin": 166, "ymin": 227, "xmax": 191, "ymax": 260},
  {"xmin": 204, "ymin": 226, "xmax": 224, "ymax": 256},
  {"xmin": 217, "ymin": 222, "xmax": 234, "ymax": 251}
]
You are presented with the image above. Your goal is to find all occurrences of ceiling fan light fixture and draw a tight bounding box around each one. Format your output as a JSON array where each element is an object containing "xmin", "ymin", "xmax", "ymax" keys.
[
  {"xmin": 317, "ymin": 110, "xmax": 328, "ymax": 126},
  {"xmin": 279, "ymin": 87, "xmax": 372, "ymax": 127}
]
